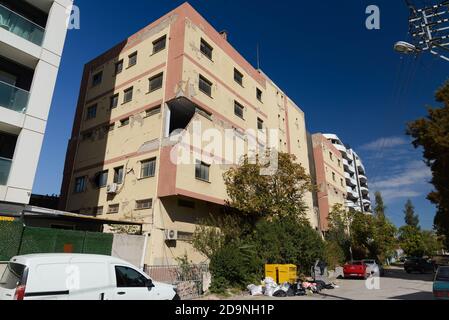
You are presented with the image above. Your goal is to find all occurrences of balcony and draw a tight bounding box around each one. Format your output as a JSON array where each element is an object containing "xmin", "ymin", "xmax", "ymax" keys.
[
  {"xmin": 333, "ymin": 143, "xmax": 347, "ymax": 155},
  {"xmin": 0, "ymin": 157, "xmax": 12, "ymax": 185},
  {"xmin": 345, "ymin": 172, "xmax": 356, "ymax": 187},
  {"xmin": 0, "ymin": 3, "xmax": 45, "ymax": 46},
  {"xmin": 346, "ymin": 187, "xmax": 359, "ymax": 200},
  {"xmin": 0, "ymin": 80, "xmax": 29, "ymax": 113},
  {"xmin": 359, "ymin": 174, "xmax": 367, "ymax": 183},
  {"xmin": 360, "ymin": 186, "xmax": 369, "ymax": 195},
  {"xmin": 343, "ymin": 158, "xmax": 355, "ymax": 173},
  {"xmin": 357, "ymin": 161, "xmax": 366, "ymax": 174}
]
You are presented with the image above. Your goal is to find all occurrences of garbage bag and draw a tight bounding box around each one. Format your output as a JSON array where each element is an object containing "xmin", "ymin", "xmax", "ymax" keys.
[
  {"xmin": 247, "ymin": 284, "xmax": 263, "ymax": 296},
  {"xmin": 273, "ymin": 290, "xmax": 288, "ymax": 298},
  {"xmin": 264, "ymin": 278, "xmax": 278, "ymax": 297},
  {"xmin": 279, "ymin": 282, "xmax": 290, "ymax": 292}
]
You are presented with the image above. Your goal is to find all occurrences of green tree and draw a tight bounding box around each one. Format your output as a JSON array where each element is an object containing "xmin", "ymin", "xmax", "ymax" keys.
[
  {"xmin": 326, "ymin": 204, "xmax": 353, "ymax": 261},
  {"xmin": 421, "ymin": 230, "xmax": 443, "ymax": 257},
  {"xmin": 404, "ymin": 199, "xmax": 420, "ymax": 229},
  {"xmin": 252, "ymin": 215, "xmax": 325, "ymax": 274},
  {"xmin": 374, "ymin": 192, "xmax": 386, "ymax": 219},
  {"xmin": 399, "ymin": 226, "xmax": 425, "ymax": 257},
  {"xmin": 407, "ymin": 80, "xmax": 449, "ymax": 248},
  {"xmin": 223, "ymin": 153, "xmax": 314, "ymax": 221}
]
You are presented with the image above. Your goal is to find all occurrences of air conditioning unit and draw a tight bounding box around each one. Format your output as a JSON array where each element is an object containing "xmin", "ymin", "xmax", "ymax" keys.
[
  {"xmin": 165, "ymin": 229, "xmax": 178, "ymax": 241},
  {"xmin": 106, "ymin": 183, "xmax": 118, "ymax": 194}
]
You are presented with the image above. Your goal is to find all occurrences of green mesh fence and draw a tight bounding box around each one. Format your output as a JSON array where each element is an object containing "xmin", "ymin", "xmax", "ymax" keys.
[
  {"xmin": 0, "ymin": 220, "xmax": 23, "ymax": 261},
  {"xmin": 83, "ymin": 232, "xmax": 113, "ymax": 256},
  {"xmin": 18, "ymin": 227, "xmax": 113, "ymax": 256},
  {"xmin": 19, "ymin": 227, "xmax": 58, "ymax": 255}
]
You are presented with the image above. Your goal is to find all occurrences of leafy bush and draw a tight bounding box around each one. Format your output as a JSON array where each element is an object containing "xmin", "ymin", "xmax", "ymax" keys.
[{"xmin": 209, "ymin": 241, "xmax": 261, "ymax": 294}]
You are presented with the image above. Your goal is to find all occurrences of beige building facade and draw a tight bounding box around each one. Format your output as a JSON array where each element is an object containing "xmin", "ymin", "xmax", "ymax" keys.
[
  {"xmin": 60, "ymin": 2, "xmax": 317, "ymax": 265},
  {"xmin": 311, "ymin": 134, "xmax": 347, "ymax": 231}
]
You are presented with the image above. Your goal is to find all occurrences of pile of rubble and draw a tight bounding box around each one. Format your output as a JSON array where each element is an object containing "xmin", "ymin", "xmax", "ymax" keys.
[{"xmin": 247, "ymin": 277, "xmax": 339, "ymax": 298}]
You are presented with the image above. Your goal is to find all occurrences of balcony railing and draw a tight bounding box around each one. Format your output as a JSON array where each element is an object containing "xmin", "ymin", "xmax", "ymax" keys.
[
  {"xmin": 0, "ymin": 4, "xmax": 45, "ymax": 46},
  {"xmin": 0, "ymin": 80, "xmax": 29, "ymax": 113},
  {"xmin": 0, "ymin": 157, "xmax": 12, "ymax": 185}
]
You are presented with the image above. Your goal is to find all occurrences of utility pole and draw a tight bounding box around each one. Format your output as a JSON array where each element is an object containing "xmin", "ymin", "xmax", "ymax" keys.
[{"xmin": 395, "ymin": 0, "xmax": 449, "ymax": 61}]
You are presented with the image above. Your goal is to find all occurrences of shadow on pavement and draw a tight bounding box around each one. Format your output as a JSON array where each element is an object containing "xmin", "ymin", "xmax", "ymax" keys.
[
  {"xmin": 389, "ymin": 291, "xmax": 434, "ymax": 300},
  {"xmin": 383, "ymin": 267, "xmax": 434, "ymax": 282}
]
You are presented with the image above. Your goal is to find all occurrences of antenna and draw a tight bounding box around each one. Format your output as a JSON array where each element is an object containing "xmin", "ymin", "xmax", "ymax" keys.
[
  {"xmin": 256, "ymin": 43, "xmax": 260, "ymax": 70},
  {"xmin": 395, "ymin": 0, "xmax": 449, "ymax": 62}
]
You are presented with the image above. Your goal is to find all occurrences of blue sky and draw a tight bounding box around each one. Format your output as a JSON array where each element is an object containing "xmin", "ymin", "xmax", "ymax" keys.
[{"xmin": 33, "ymin": 0, "xmax": 448, "ymax": 230}]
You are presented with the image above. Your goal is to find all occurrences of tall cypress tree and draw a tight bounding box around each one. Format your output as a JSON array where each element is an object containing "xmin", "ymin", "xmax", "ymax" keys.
[{"xmin": 404, "ymin": 199, "xmax": 420, "ymax": 229}]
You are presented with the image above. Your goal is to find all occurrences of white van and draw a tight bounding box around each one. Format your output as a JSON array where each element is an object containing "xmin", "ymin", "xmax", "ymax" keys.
[{"xmin": 0, "ymin": 254, "xmax": 179, "ymax": 300}]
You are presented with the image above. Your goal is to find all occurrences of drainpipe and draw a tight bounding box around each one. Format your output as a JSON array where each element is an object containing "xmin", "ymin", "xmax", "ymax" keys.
[{"xmin": 140, "ymin": 232, "xmax": 149, "ymax": 271}]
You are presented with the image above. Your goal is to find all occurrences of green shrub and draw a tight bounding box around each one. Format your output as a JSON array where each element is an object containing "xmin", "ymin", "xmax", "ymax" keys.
[{"xmin": 209, "ymin": 241, "xmax": 261, "ymax": 293}]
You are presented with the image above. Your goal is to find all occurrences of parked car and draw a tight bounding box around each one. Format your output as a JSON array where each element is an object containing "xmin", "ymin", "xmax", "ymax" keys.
[
  {"xmin": 404, "ymin": 257, "xmax": 435, "ymax": 274},
  {"xmin": 0, "ymin": 254, "xmax": 179, "ymax": 300},
  {"xmin": 343, "ymin": 261, "xmax": 369, "ymax": 279},
  {"xmin": 362, "ymin": 259, "xmax": 385, "ymax": 277},
  {"xmin": 433, "ymin": 266, "xmax": 449, "ymax": 300}
]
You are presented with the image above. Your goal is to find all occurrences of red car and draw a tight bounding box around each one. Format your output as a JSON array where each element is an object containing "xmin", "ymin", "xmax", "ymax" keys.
[{"xmin": 343, "ymin": 261, "xmax": 369, "ymax": 279}]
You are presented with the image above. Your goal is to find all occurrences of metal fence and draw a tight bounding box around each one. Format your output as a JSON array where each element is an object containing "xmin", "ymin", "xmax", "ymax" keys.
[{"xmin": 144, "ymin": 264, "xmax": 209, "ymax": 300}]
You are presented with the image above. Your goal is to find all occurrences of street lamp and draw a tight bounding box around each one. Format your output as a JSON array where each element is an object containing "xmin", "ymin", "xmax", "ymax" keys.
[
  {"xmin": 395, "ymin": 0, "xmax": 449, "ymax": 62},
  {"xmin": 394, "ymin": 41, "xmax": 418, "ymax": 54}
]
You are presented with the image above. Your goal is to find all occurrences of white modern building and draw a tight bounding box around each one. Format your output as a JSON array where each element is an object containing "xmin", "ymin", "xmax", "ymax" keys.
[
  {"xmin": 0, "ymin": 0, "xmax": 72, "ymax": 207},
  {"xmin": 323, "ymin": 134, "xmax": 372, "ymax": 214}
]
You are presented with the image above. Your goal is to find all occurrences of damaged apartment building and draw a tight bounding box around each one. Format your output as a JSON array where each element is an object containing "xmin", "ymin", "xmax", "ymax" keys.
[{"xmin": 60, "ymin": 2, "xmax": 318, "ymax": 265}]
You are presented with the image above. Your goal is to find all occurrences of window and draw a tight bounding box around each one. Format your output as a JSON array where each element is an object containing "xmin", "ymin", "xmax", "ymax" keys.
[
  {"xmin": 110, "ymin": 94, "xmax": 119, "ymax": 109},
  {"xmin": 195, "ymin": 160, "xmax": 210, "ymax": 182},
  {"xmin": 115, "ymin": 60, "xmax": 123, "ymax": 75},
  {"xmin": 95, "ymin": 170, "xmax": 108, "ymax": 188},
  {"xmin": 257, "ymin": 118, "xmax": 264, "ymax": 130},
  {"xmin": 329, "ymin": 152, "xmax": 333, "ymax": 161},
  {"xmin": 115, "ymin": 266, "xmax": 148, "ymax": 288},
  {"xmin": 108, "ymin": 204, "xmax": 119, "ymax": 214},
  {"xmin": 114, "ymin": 166, "xmax": 124, "ymax": 184},
  {"xmin": 200, "ymin": 38, "xmax": 213, "ymax": 59},
  {"xmin": 86, "ymin": 104, "xmax": 97, "ymax": 120},
  {"xmin": 141, "ymin": 158, "xmax": 156, "ymax": 178},
  {"xmin": 199, "ymin": 75, "xmax": 212, "ymax": 96},
  {"xmin": 256, "ymin": 88, "xmax": 263, "ymax": 102},
  {"xmin": 128, "ymin": 52, "xmax": 137, "ymax": 67},
  {"xmin": 0, "ymin": 263, "xmax": 26, "ymax": 290},
  {"xmin": 120, "ymin": 118, "xmax": 130, "ymax": 127},
  {"xmin": 123, "ymin": 87, "xmax": 133, "ymax": 104},
  {"xmin": 234, "ymin": 101, "xmax": 244, "ymax": 119},
  {"xmin": 178, "ymin": 199, "xmax": 195, "ymax": 209},
  {"xmin": 92, "ymin": 71, "xmax": 103, "ymax": 86},
  {"xmin": 93, "ymin": 206, "xmax": 103, "ymax": 216},
  {"xmin": 74, "ymin": 176, "xmax": 87, "ymax": 193},
  {"xmin": 234, "ymin": 68, "xmax": 243, "ymax": 86},
  {"xmin": 152, "ymin": 35, "xmax": 167, "ymax": 54},
  {"xmin": 145, "ymin": 106, "xmax": 161, "ymax": 117},
  {"xmin": 136, "ymin": 199, "xmax": 153, "ymax": 210},
  {"xmin": 149, "ymin": 73, "xmax": 163, "ymax": 92},
  {"xmin": 332, "ymin": 172, "xmax": 336, "ymax": 182},
  {"xmin": 340, "ymin": 178, "xmax": 344, "ymax": 187},
  {"xmin": 338, "ymin": 159, "xmax": 341, "ymax": 167}
]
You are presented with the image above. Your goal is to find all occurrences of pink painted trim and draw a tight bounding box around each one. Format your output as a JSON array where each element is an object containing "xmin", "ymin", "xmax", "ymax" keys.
[
  {"xmin": 157, "ymin": 146, "xmax": 178, "ymax": 197},
  {"xmin": 80, "ymin": 100, "xmax": 163, "ymax": 134},
  {"xmin": 175, "ymin": 188, "xmax": 226, "ymax": 206},
  {"xmin": 184, "ymin": 54, "xmax": 268, "ymax": 119},
  {"xmin": 73, "ymin": 148, "xmax": 158, "ymax": 174},
  {"xmin": 85, "ymin": 63, "xmax": 166, "ymax": 105}
]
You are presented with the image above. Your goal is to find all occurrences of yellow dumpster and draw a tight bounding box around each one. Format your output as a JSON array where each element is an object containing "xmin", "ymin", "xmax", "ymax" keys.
[{"xmin": 265, "ymin": 264, "xmax": 297, "ymax": 284}]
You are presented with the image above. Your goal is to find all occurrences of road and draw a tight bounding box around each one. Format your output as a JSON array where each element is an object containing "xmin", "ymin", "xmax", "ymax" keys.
[{"xmin": 227, "ymin": 267, "xmax": 435, "ymax": 300}]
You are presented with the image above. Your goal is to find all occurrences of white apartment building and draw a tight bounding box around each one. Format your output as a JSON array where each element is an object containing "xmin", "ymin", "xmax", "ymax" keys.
[
  {"xmin": 0, "ymin": 0, "xmax": 72, "ymax": 208},
  {"xmin": 323, "ymin": 134, "xmax": 372, "ymax": 213}
]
